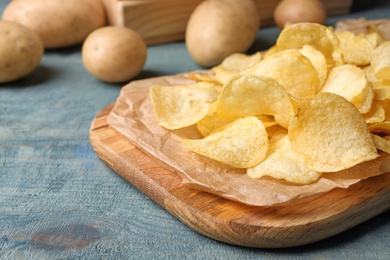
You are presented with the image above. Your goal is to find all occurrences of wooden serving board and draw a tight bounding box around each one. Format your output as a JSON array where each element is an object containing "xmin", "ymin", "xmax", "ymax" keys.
[{"xmin": 90, "ymin": 103, "xmax": 390, "ymax": 248}]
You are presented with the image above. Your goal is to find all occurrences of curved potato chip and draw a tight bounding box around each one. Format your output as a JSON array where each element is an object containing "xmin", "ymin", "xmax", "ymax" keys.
[
  {"xmin": 336, "ymin": 30, "xmax": 373, "ymax": 66},
  {"xmin": 368, "ymin": 121, "xmax": 390, "ymax": 135},
  {"xmin": 378, "ymin": 100, "xmax": 390, "ymax": 120},
  {"xmin": 363, "ymin": 101, "xmax": 385, "ymax": 124},
  {"xmin": 216, "ymin": 74, "xmax": 295, "ymax": 128},
  {"xmin": 211, "ymin": 66, "xmax": 239, "ymax": 85},
  {"xmin": 247, "ymin": 132, "xmax": 322, "ymax": 184},
  {"xmin": 150, "ymin": 82, "xmax": 219, "ymax": 130},
  {"xmin": 371, "ymin": 134, "xmax": 390, "ymax": 154},
  {"xmin": 373, "ymin": 83, "xmax": 390, "ymax": 100},
  {"xmin": 299, "ymin": 44, "xmax": 328, "ymax": 88},
  {"xmin": 243, "ymin": 49, "xmax": 320, "ymax": 98},
  {"xmin": 365, "ymin": 31, "xmax": 385, "ymax": 48},
  {"xmin": 196, "ymin": 103, "xmax": 234, "ymax": 137},
  {"xmin": 220, "ymin": 52, "xmax": 262, "ymax": 71},
  {"xmin": 276, "ymin": 22, "xmax": 343, "ymax": 66},
  {"xmin": 184, "ymin": 72, "xmax": 218, "ymax": 84},
  {"xmin": 182, "ymin": 116, "xmax": 269, "ymax": 168},
  {"xmin": 371, "ymin": 41, "xmax": 390, "ymax": 80},
  {"xmin": 211, "ymin": 52, "xmax": 262, "ymax": 85},
  {"xmin": 263, "ymin": 45, "xmax": 278, "ymax": 59},
  {"xmin": 288, "ymin": 92, "xmax": 378, "ymax": 172},
  {"xmin": 321, "ymin": 64, "xmax": 373, "ymax": 113},
  {"xmin": 363, "ymin": 65, "xmax": 379, "ymax": 84}
]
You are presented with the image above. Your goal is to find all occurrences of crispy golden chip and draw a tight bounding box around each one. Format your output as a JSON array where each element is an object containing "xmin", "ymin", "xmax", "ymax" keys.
[
  {"xmin": 276, "ymin": 22, "xmax": 343, "ymax": 66},
  {"xmin": 365, "ymin": 31, "xmax": 385, "ymax": 48},
  {"xmin": 336, "ymin": 30, "xmax": 374, "ymax": 66},
  {"xmin": 211, "ymin": 52, "xmax": 262, "ymax": 85},
  {"xmin": 368, "ymin": 121, "xmax": 390, "ymax": 135},
  {"xmin": 371, "ymin": 41, "xmax": 390, "ymax": 80},
  {"xmin": 378, "ymin": 100, "xmax": 390, "ymax": 120},
  {"xmin": 299, "ymin": 44, "xmax": 328, "ymax": 88},
  {"xmin": 216, "ymin": 74, "xmax": 295, "ymax": 128},
  {"xmin": 363, "ymin": 101, "xmax": 385, "ymax": 124},
  {"xmin": 247, "ymin": 132, "xmax": 322, "ymax": 184},
  {"xmin": 363, "ymin": 65, "xmax": 379, "ymax": 84},
  {"xmin": 211, "ymin": 66, "xmax": 239, "ymax": 85},
  {"xmin": 265, "ymin": 124, "xmax": 286, "ymax": 139},
  {"xmin": 257, "ymin": 115, "xmax": 278, "ymax": 128},
  {"xmin": 373, "ymin": 82, "xmax": 390, "ymax": 100},
  {"xmin": 197, "ymin": 111, "xmax": 277, "ymax": 138},
  {"xmin": 184, "ymin": 72, "xmax": 219, "ymax": 83},
  {"xmin": 288, "ymin": 92, "xmax": 378, "ymax": 172},
  {"xmin": 196, "ymin": 103, "xmax": 234, "ymax": 137},
  {"xmin": 220, "ymin": 52, "xmax": 262, "ymax": 71},
  {"xmin": 263, "ymin": 45, "xmax": 277, "ymax": 59},
  {"xmin": 321, "ymin": 64, "xmax": 374, "ymax": 113},
  {"xmin": 182, "ymin": 116, "xmax": 269, "ymax": 168},
  {"xmin": 150, "ymin": 82, "xmax": 219, "ymax": 130},
  {"xmin": 243, "ymin": 49, "xmax": 320, "ymax": 98},
  {"xmin": 371, "ymin": 134, "xmax": 390, "ymax": 154}
]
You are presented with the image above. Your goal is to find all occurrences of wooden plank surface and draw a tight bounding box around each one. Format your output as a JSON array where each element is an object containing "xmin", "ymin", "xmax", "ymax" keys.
[
  {"xmin": 90, "ymin": 103, "xmax": 390, "ymax": 248},
  {"xmin": 102, "ymin": 0, "xmax": 353, "ymax": 45}
]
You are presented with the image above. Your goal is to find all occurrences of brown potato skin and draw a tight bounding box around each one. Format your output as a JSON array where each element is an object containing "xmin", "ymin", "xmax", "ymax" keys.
[
  {"xmin": 2, "ymin": 0, "xmax": 106, "ymax": 49},
  {"xmin": 0, "ymin": 21, "xmax": 43, "ymax": 83},
  {"xmin": 185, "ymin": 0, "xmax": 260, "ymax": 67},
  {"xmin": 274, "ymin": 0, "xmax": 327, "ymax": 28},
  {"xmin": 82, "ymin": 26, "xmax": 147, "ymax": 83}
]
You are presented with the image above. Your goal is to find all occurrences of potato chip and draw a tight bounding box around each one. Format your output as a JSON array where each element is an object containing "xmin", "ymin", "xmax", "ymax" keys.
[
  {"xmin": 373, "ymin": 82, "xmax": 390, "ymax": 100},
  {"xmin": 371, "ymin": 41, "xmax": 390, "ymax": 80},
  {"xmin": 378, "ymin": 100, "xmax": 390, "ymax": 120},
  {"xmin": 365, "ymin": 31, "xmax": 385, "ymax": 48},
  {"xmin": 211, "ymin": 66, "xmax": 239, "ymax": 85},
  {"xmin": 363, "ymin": 101, "xmax": 385, "ymax": 124},
  {"xmin": 336, "ymin": 30, "xmax": 374, "ymax": 66},
  {"xmin": 288, "ymin": 92, "xmax": 378, "ymax": 172},
  {"xmin": 211, "ymin": 52, "xmax": 262, "ymax": 85},
  {"xmin": 362, "ymin": 65, "xmax": 379, "ymax": 84},
  {"xmin": 276, "ymin": 22, "xmax": 343, "ymax": 66},
  {"xmin": 299, "ymin": 44, "xmax": 328, "ymax": 88},
  {"xmin": 220, "ymin": 52, "xmax": 262, "ymax": 71},
  {"xmin": 150, "ymin": 82, "xmax": 219, "ymax": 130},
  {"xmin": 247, "ymin": 132, "xmax": 322, "ymax": 184},
  {"xmin": 321, "ymin": 64, "xmax": 374, "ymax": 113},
  {"xmin": 182, "ymin": 116, "xmax": 269, "ymax": 168},
  {"xmin": 368, "ymin": 121, "xmax": 390, "ymax": 135},
  {"xmin": 216, "ymin": 74, "xmax": 295, "ymax": 128},
  {"xmin": 371, "ymin": 134, "xmax": 390, "ymax": 154},
  {"xmin": 196, "ymin": 103, "xmax": 234, "ymax": 137},
  {"xmin": 265, "ymin": 124, "xmax": 286, "ymax": 139},
  {"xmin": 263, "ymin": 45, "xmax": 277, "ymax": 59},
  {"xmin": 184, "ymin": 72, "xmax": 218, "ymax": 83},
  {"xmin": 197, "ymin": 111, "xmax": 278, "ymax": 138},
  {"xmin": 243, "ymin": 49, "xmax": 320, "ymax": 98}
]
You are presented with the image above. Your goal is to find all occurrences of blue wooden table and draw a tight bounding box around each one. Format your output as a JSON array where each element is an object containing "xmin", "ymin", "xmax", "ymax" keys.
[{"xmin": 1, "ymin": 0, "xmax": 390, "ymax": 259}]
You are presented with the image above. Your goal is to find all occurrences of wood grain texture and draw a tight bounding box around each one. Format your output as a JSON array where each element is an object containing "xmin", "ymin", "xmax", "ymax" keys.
[
  {"xmin": 102, "ymin": 0, "xmax": 353, "ymax": 45},
  {"xmin": 90, "ymin": 103, "xmax": 390, "ymax": 248}
]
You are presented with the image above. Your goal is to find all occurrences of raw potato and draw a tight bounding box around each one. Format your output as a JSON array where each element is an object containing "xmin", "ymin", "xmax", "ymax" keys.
[
  {"xmin": 2, "ymin": 0, "xmax": 106, "ymax": 49},
  {"xmin": 185, "ymin": 0, "xmax": 260, "ymax": 67},
  {"xmin": 82, "ymin": 26, "xmax": 147, "ymax": 83},
  {"xmin": 274, "ymin": 0, "xmax": 327, "ymax": 28},
  {"xmin": 0, "ymin": 21, "xmax": 43, "ymax": 83}
]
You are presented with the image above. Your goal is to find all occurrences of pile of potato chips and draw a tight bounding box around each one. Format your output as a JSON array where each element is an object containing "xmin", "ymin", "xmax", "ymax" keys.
[{"xmin": 150, "ymin": 22, "xmax": 390, "ymax": 185}]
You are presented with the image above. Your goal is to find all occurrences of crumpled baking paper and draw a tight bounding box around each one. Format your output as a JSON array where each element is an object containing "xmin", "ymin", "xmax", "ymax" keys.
[
  {"xmin": 335, "ymin": 17, "xmax": 390, "ymax": 40},
  {"xmin": 108, "ymin": 73, "xmax": 390, "ymax": 206}
]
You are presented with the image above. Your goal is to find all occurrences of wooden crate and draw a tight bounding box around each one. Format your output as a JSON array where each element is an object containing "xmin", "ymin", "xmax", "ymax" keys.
[{"xmin": 102, "ymin": 0, "xmax": 353, "ymax": 45}]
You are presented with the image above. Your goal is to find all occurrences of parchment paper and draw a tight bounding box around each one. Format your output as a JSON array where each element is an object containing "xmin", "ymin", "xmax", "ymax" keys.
[
  {"xmin": 335, "ymin": 18, "xmax": 390, "ymax": 40},
  {"xmin": 108, "ymin": 73, "xmax": 390, "ymax": 206}
]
